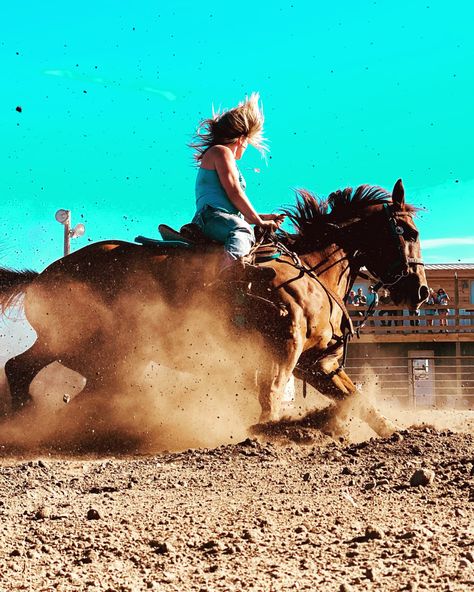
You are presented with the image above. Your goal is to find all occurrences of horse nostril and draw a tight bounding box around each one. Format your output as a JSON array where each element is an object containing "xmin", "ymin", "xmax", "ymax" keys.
[{"xmin": 419, "ymin": 285, "xmax": 429, "ymax": 302}]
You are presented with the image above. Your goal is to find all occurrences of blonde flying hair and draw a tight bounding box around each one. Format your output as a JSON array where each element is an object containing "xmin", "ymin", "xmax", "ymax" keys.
[{"xmin": 190, "ymin": 92, "xmax": 268, "ymax": 161}]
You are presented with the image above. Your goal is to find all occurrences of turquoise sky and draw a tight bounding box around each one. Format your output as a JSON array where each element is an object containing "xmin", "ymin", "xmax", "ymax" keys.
[{"xmin": 1, "ymin": 0, "xmax": 473, "ymax": 270}]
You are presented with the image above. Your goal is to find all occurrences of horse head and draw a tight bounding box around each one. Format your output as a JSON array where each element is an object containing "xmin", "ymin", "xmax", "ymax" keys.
[
  {"xmin": 353, "ymin": 179, "xmax": 428, "ymax": 308},
  {"xmin": 281, "ymin": 180, "xmax": 428, "ymax": 309}
]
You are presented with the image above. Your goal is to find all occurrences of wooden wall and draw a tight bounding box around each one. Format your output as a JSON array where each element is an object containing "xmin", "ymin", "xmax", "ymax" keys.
[{"xmin": 425, "ymin": 270, "xmax": 473, "ymax": 309}]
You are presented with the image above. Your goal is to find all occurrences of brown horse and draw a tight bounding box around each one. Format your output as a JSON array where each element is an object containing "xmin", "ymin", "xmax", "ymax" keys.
[{"xmin": 0, "ymin": 179, "xmax": 427, "ymax": 437}]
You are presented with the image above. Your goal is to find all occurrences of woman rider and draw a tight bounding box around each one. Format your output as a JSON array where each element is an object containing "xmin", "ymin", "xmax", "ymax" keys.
[{"xmin": 190, "ymin": 93, "xmax": 285, "ymax": 279}]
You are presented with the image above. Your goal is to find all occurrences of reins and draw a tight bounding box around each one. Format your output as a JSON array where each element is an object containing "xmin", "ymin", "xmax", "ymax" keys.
[
  {"xmin": 251, "ymin": 232, "xmax": 352, "ymax": 333},
  {"xmin": 250, "ymin": 230, "xmax": 355, "ymax": 374},
  {"xmin": 249, "ymin": 200, "xmax": 425, "ymax": 380}
]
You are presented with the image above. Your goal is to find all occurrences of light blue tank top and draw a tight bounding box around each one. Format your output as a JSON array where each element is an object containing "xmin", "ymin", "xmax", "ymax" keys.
[{"xmin": 195, "ymin": 167, "xmax": 246, "ymax": 215}]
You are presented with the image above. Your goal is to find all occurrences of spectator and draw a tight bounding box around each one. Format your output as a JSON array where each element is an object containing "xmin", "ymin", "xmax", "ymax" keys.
[
  {"xmin": 424, "ymin": 288, "xmax": 437, "ymax": 331},
  {"xmin": 346, "ymin": 289, "xmax": 359, "ymax": 325},
  {"xmin": 378, "ymin": 288, "xmax": 392, "ymax": 327},
  {"xmin": 352, "ymin": 287, "xmax": 367, "ymax": 326},
  {"xmin": 436, "ymin": 288, "xmax": 450, "ymax": 330},
  {"xmin": 366, "ymin": 286, "xmax": 379, "ymax": 328},
  {"xmin": 409, "ymin": 308, "xmax": 420, "ymax": 332},
  {"xmin": 353, "ymin": 288, "xmax": 367, "ymax": 307},
  {"xmin": 367, "ymin": 285, "xmax": 379, "ymax": 307}
]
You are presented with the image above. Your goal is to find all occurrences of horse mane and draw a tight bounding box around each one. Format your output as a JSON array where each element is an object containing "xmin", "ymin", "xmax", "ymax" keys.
[{"xmin": 279, "ymin": 184, "xmax": 417, "ymax": 250}]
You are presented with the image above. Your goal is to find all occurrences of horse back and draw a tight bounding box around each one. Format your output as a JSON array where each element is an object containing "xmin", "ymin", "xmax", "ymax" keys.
[{"xmin": 32, "ymin": 240, "xmax": 222, "ymax": 306}]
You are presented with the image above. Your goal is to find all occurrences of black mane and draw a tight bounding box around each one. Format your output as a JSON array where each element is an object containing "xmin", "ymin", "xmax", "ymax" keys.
[{"xmin": 279, "ymin": 184, "xmax": 402, "ymax": 250}]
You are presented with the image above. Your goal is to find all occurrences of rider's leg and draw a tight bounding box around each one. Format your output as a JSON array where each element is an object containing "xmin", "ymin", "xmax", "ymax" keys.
[
  {"xmin": 197, "ymin": 208, "xmax": 275, "ymax": 281},
  {"xmin": 194, "ymin": 207, "xmax": 253, "ymax": 254}
]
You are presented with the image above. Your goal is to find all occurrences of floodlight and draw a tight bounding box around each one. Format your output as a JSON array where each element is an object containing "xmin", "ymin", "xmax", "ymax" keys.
[
  {"xmin": 55, "ymin": 209, "xmax": 69, "ymax": 224},
  {"xmin": 70, "ymin": 223, "xmax": 85, "ymax": 239}
]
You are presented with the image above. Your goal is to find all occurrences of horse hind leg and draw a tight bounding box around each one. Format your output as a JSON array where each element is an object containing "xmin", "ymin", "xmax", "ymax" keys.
[{"xmin": 4, "ymin": 343, "xmax": 56, "ymax": 414}]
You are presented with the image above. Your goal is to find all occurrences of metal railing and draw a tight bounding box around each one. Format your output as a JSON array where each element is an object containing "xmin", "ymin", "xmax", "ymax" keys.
[{"xmin": 344, "ymin": 354, "xmax": 474, "ymax": 409}]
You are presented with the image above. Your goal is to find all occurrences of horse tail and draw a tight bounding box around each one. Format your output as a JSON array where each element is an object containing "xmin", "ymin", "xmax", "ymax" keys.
[{"xmin": 0, "ymin": 268, "xmax": 39, "ymax": 313}]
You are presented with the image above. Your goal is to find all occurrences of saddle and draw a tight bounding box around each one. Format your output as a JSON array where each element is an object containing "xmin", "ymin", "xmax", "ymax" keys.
[
  {"xmin": 135, "ymin": 224, "xmax": 282, "ymax": 265},
  {"xmin": 160, "ymin": 223, "xmax": 219, "ymax": 245},
  {"xmin": 135, "ymin": 223, "xmax": 218, "ymax": 249}
]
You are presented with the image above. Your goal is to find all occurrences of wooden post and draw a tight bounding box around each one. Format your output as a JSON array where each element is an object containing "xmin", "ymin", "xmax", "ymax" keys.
[
  {"xmin": 454, "ymin": 272, "xmax": 459, "ymax": 332},
  {"xmin": 454, "ymin": 272, "xmax": 462, "ymax": 402},
  {"xmin": 455, "ymin": 341, "xmax": 462, "ymax": 404}
]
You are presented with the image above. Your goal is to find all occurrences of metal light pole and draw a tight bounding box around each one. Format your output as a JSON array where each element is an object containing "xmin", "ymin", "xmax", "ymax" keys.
[{"xmin": 55, "ymin": 209, "xmax": 86, "ymax": 257}]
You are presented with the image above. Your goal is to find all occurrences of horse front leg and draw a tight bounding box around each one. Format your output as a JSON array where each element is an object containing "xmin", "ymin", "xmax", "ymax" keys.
[
  {"xmin": 258, "ymin": 361, "xmax": 288, "ymax": 424},
  {"xmin": 258, "ymin": 336, "xmax": 303, "ymax": 424},
  {"xmin": 331, "ymin": 369, "xmax": 397, "ymax": 438},
  {"xmin": 298, "ymin": 353, "xmax": 397, "ymax": 438}
]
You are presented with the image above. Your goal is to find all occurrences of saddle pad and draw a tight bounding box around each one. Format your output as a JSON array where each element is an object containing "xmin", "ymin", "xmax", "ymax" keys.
[
  {"xmin": 135, "ymin": 235, "xmax": 190, "ymax": 248},
  {"xmin": 254, "ymin": 244, "xmax": 282, "ymax": 264}
]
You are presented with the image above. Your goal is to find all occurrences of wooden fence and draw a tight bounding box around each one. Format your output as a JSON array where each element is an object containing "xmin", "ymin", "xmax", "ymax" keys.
[
  {"xmin": 347, "ymin": 305, "xmax": 474, "ymax": 338},
  {"xmin": 295, "ymin": 304, "xmax": 474, "ymax": 409}
]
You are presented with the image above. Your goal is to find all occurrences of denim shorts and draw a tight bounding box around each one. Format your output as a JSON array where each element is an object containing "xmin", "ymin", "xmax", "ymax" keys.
[{"xmin": 192, "ymin": 206, "xmax": 255, "ymax": 259}]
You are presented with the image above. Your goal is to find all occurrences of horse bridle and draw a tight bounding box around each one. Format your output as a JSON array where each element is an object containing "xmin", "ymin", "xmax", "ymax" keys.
[{"xmin": 360, "ymin": 203, "xmax": 424, "ymax": 291}]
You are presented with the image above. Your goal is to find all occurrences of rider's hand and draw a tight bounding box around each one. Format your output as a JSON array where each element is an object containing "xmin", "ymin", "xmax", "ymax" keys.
[
  {"xmin": 272, "ymin": 214, "xmax": 286, "ymax": 227},
  {"xmin": 258, "ymin": 219, "xmax": 279, "ymax": 232},
  {"xmin": 258, "ymin": 214, "xmax": 286, "ymax": 231}
]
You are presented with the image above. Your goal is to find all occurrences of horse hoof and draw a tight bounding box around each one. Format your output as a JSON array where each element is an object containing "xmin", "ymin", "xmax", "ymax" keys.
[
  {"xmin": 357, "ymin": 403, "xmax": 398, "ymax": 438},
  {"xmin": 257, "ymin": 412, "xmax": 280, "ymax": 424},
  {"xmin": 249, "ymin": 420, "xmax": 276, "ymax": 434},
  {"xmin": 321, "ymin": 418, "xmax": 350, "ymax": 441},
  {"xmin": 363, "ymin": 412, "xmax": 397, "ymax": 438},
  {"xmin": 374, "ymin": 418, "xmax": 398, "ymax": 438}
]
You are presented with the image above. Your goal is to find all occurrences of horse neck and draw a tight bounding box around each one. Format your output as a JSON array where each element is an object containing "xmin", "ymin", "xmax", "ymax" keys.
[{"xmin": 300, "ymin": 244, "xmax": 355, "ymax": 300}]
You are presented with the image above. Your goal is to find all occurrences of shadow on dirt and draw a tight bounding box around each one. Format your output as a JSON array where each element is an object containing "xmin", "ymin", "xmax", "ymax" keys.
[{"xmin": 250, "ymin": 406, "xmax": 339, "ymax": 446}]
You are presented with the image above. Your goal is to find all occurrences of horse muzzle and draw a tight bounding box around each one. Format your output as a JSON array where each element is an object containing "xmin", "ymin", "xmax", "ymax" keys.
[{"xmin": 389, "ymin": 273, "xmax": 429, "ymax": 308}]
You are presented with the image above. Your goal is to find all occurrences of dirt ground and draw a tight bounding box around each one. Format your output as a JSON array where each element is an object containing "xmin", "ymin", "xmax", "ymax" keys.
[{"xmin": 1, "ymin": 406, "xmax": 473, "ymax": 592}]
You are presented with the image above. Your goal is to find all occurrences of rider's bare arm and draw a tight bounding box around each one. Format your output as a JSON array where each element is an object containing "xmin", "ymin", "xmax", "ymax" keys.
[{"xmin": 212, "ymin": 147, "xmax": 264, "ymax": 225}]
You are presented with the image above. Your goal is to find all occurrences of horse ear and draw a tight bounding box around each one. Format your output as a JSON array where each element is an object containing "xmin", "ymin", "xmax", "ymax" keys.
[{"xmin": 392, "ymin": 179, "xmax": 405, "ymax": 210}]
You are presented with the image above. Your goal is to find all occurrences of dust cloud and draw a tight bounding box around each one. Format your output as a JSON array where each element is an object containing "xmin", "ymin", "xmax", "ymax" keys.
[
  {"xmin": 0, "ymin": 285, "xmax": 270, "ymax": 454},
  {"xmin": 263, "ymin": 363, "xmax": 474, "ymax": 446},
  {"xmin": 343, "ymin": 364, "xmax": 474, "ymax": 439},
  {"xmin": 1, "ymin": 283, "xmax": 473, "ymax": 455}
]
